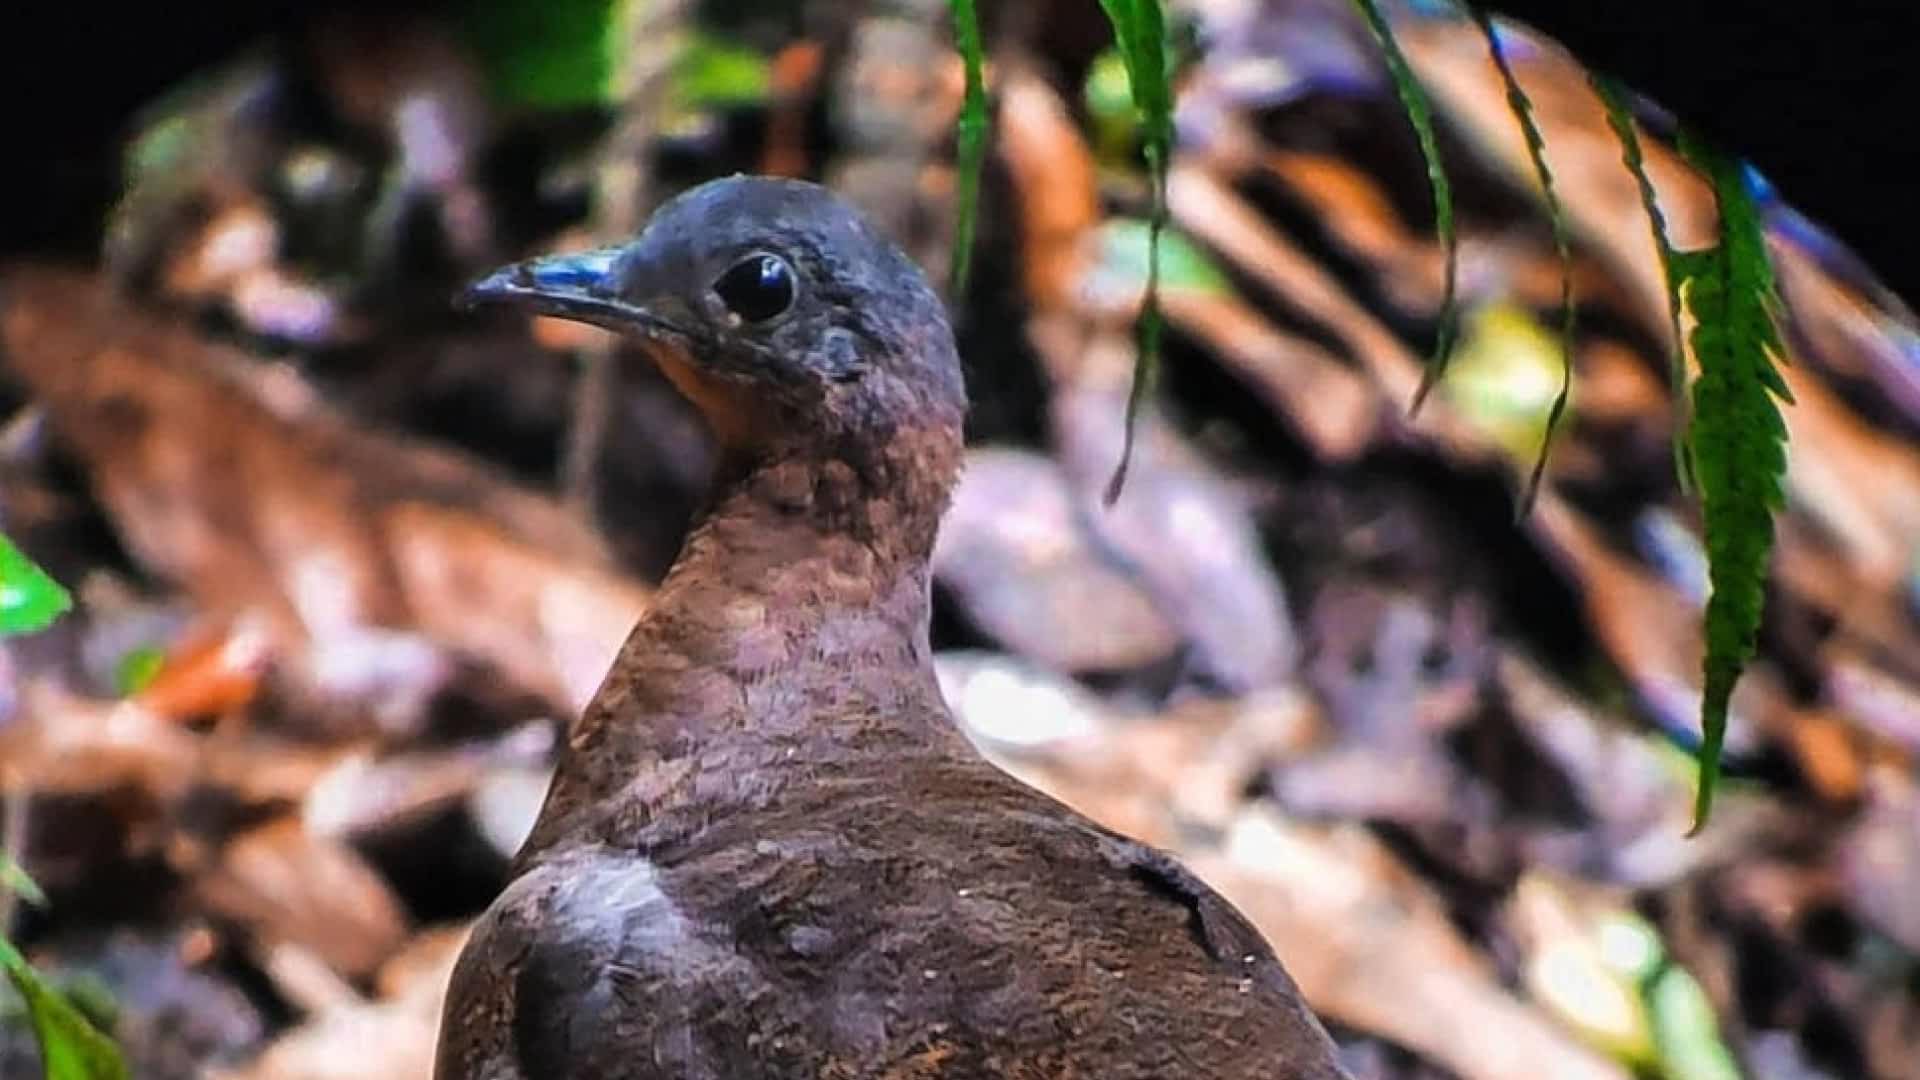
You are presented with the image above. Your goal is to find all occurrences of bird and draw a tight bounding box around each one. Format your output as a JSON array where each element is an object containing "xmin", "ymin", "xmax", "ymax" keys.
[{"xmin": 434, "ymin": 174, "xmax": 1351, "ymax": 1080}]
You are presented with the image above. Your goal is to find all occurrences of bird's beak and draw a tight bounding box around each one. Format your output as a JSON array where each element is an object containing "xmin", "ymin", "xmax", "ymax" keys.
[{"xmin": 458, "ymin": 247, "xmax": 689, "ymax": 341}]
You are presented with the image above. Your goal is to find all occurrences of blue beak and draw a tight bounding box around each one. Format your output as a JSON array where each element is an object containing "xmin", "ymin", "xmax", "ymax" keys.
[{"xmin": 460, "ymin": 247, "xmax": 688, "ymax": 341}]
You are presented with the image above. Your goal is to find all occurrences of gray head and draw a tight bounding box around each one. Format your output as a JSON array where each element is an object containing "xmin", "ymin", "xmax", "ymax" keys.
[{"xmin": 463, "ymin": 176, "xmax": 966, "ymax": 458}]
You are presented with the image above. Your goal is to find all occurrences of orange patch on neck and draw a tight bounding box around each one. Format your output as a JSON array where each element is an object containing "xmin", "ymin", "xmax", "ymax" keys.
[{"xmin": 647, "ymin": 343, "xmax": 760, "ymax": 448}]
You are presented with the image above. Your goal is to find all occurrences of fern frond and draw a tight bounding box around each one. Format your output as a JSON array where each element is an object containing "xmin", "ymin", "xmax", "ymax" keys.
[
  {"xmin": 1095, "ymin": 0, "xmax": 1174, "ymax": 504},
  {"xmin": 1670, "ymin": 134, "xmax": 1792, "ymax": 831},
  {"xmin": 1472, "ymin": 12, "xmax": 1574, "ymax": 515},
  {"xmin": 1351, "ymin": 0, "xmax": 1460, "ymax": 412},
  {"xmin": 1592, "ymin": 75, "xmax": 1695, "ymax": 492},
  {"xmin": 946, "ymin": 0, "xmax": 989, "ymax": 298}
]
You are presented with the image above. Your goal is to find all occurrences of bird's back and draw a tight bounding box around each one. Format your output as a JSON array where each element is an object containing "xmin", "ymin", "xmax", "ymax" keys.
[{"xmin": 437, "ymin": 751, "xmax": 1347, "ymax": 1080}]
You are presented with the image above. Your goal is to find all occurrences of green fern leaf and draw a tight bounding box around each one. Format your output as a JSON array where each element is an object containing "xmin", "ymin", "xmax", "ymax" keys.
[
  {"xmin": 0, "ymin": 533, "xmax": 70, "ymax": 638},
  {"xmin": 1591, "ymin": 75, "xmax": 1695, "ymax": 492},
  {"xmin": 946, "ymin": 0, "xmax": 989, "ymax": 298},
  {"xmin": 0, "ymin": 937, "xmax": 129, "ymax": 1080},
  {"xmin": 1472, "ymin": 12, "xmax": 1574, "ymax": 514},
  {"xmin": 1093, "ymin": 0, "xmax": 1174, "ymax": 504},
  {"xmin": 463, "ymin": 0, "xmax": 627, "ymax": 109},
  {"xmin": 1, "ymin": 853, "xmax": 47, "ymax": 909},
  {"xmin": 1351, "ymin": 0, "xmax": 1460, "ymax": 411},
  {"xmin": 1670, "ymin": 135, "xmax": 1792, "ymax": 831}
]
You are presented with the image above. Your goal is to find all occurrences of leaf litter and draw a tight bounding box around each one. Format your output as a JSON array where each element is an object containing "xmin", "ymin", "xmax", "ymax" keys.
[{"xmin": 0, "ymin": 2, "xmax": 1916, "ymax": 1078}]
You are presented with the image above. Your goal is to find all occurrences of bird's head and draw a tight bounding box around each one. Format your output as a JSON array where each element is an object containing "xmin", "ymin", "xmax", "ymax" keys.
[{"xmin": 462, "ymin": 176, "xmax": 966, "ymax": 466}]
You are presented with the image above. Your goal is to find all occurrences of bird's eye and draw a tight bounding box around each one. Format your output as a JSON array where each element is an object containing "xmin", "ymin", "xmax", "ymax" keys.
[{"xmin": 713, "ymin": 253, "xmax": 796, "ymax": 323}]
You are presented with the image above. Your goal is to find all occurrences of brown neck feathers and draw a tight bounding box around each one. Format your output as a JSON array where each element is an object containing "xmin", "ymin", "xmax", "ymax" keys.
[{"xmin": 516, "ymin": 421, "xmax": 966, "ymax": 861}]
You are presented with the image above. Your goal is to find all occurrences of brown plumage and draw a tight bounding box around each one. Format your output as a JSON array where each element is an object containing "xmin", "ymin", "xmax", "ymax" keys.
[{"xmin": 435, "ymin": 175, "xmax": 1350, "ymax": 1080}]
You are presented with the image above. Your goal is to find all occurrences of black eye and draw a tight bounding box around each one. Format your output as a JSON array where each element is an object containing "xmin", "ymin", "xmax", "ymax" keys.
[{"xmin": 713, "ymin": 253, "xmax": 796, "ymax": 323}]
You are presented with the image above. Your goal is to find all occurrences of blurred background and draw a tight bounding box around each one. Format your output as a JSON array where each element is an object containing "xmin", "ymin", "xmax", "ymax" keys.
[{"xmin": 2, "ymin": 1, "xmax": 1918, "ymax": 1078}]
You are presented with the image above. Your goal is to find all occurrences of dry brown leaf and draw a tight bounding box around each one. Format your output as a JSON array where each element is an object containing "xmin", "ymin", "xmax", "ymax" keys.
[
  {"xmin": 1841, "ymin": 765, "xmax": 1920, "ymax": 956},
  {"xmin": 1773, "ymin": 238, "xmax": 1920, "ymax": 424},
  {"xmin": 192, "ymin": 818, "xmax": 410, "ymax": 981},
  {"xmin": 2, "ymin": 681, "xmax": 338, "ymax": 810},
  {"xmin": 1160, "ymin": 290, "xmax": 1379, "ymax": 461},
  {"xmin": 1169, "ymin": 162, "xmax": 1425, "ymax": 402},
  {"xmin": 1194, "ymin": 812, "xmax": 1630, "ymax": 1080},
  {"xmin": 826, "ymin": 13, "xmax": 965, "ymax": 285},
  {"xmin": 301, "ymin": 748, "xmax": 490, "ymax": 844},
  {"xmin": 1771, "ymin": 364, "xmax": 1920, "ymax": 590},
  {"xmin": 934, "ymin": 448, "xmax": 1180, "ymax": 674},
  {"xmin": 961, "ymin": 652, "xmax": 1623, "ymax": 1080},
  {"xmin": 1264, "ymin": 149, "xmax": 1450, "ymax": 312},
  {"xmin": 761, "ymin": 41, "xmax": 827, "ymax": 179},
  {"xmin": 1262, "ymin": 150, "xmax": 1632, "ymax": 321},
  {"xmin": 1048, "ymin": 354, "xmax": 1300, "ymax": 691},
  {"xmin": 0, "ymin": 266, "xmax": 648, "ymax": 723},
  {"xmin": 1528, "ymin": 493, "xmax": 1784, "ymax": 754},
  {"xmin": 994, "ymin": 69, "xmax": 1103, "ymax": 313},
  {"xmin": 133, "ymin": 617, "xmax": 275, "ymax": 723},
  {"xmin": 212, "ymin": 924, "xmax": 470, "ymax": 1080}
]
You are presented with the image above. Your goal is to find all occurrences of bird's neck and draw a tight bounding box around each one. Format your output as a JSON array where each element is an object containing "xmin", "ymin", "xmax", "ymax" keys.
[{"xmin": 520, "ymin": 429, "xmax": 968, "ymax": 860}]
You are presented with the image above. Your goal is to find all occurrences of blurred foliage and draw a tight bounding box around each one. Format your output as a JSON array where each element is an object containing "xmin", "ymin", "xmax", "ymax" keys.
[
  {"xmin": 1083, "ymin": 48, "xmax": 1139, "ymax": 165},
  {"xmin": 673, "ymin": 33, "xmax": 771, "ymax": 110},
  {"xmin": 1, "ymin": 545, "xmax": 113, "ymax": 1080},
  {"xmin": 1439, "ymin": 302, "xmax": 1573, "ymax": 466},
  {"xmin": 1091, "ymin": 218, "xmax": 1232, "ymax": 298},
  {"xmin": 466, "ymin": 0, "xmax": 768, "ymax": 130},
  {"xmin": 1, "ymin": 864, "xmax": 127, "ymax": 1080},
  {"xmin": 0, "ymin": 856, "xmax": 47, "ymax": 911},
  {"xmin": 946, "ymin": 0, "xmax": 988, "ymax": 297},
  {"xmin": 1519, "ymin": 881, "xmax": 1741, "ymax": 1080},
  {"xmin": 0, "ymin": 941, "xmax": 129, "ymax": 1080},
  {"xmin": 464, "ymin": 0, "xmax": 630, "ymax": 108},
  {"xmin": 112, "ymin": 646, "xmax": 166, "ymax": 699},
  {"xmin": 0, "ymin": 534, "xmax": 70, "ymax": 638},
  {"xmin": 1647, "ymin": 963, "xmax": 1742, "ymax": 1080}
]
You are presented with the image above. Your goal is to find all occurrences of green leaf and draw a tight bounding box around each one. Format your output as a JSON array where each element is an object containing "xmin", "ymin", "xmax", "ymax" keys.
[
  {"xmin": 0, "ymin": 854, "xmax": 46, "ymax": 910},
  {"xmin": 1646, "ymin": 964, "xmax": 1741, "ymax": 1080},
  {"xmin": 1440, "ymin": 301, "xmax": 1574, "ymax": 466},
  {"xmin": 947, "ymin": 0, "xmax": 990, "ymax": 299},
  {"xmin": 1670, "ymin": 134, "xmax": 1792, "ymax": 832},
  {"xmin": 0, "ymin": 938, "xmax": 129, "ymax": 1080},
  {"xmin": 463, "ymin": 0, "xmax": 629, "ymax": 109},
  {"xmin": 1090, "ymin": 218, "xmax": 1232, "ymax": 297},
  {"xmin": 1084, "ymin": 48, "xmax": 1141, "ymax": 163},
  {"xmin": 126, "ymin": 113, "xmax": 194, "ymax": 181},
  {"xmin": 1351, "ymin": 0, "xmax": 1459, "ymax": 411},
  {"xmin": 113, "ymin": 646, "xmax": 166, "ymax": 699},
  {"xmin": 1591, "ymin": 74, "xmax": 1695, "ymax": 492},
  {"xmin": 1471, "ymin": 11, "xmax": 1574, "ymax": 516},
  {"xmin": 1093, "ymin": 0, "xmax": 1175, "ymax": 504},
  {"xmin": 0, "ymin": 533, "xmax": 70, "ymax": 638},
  {"xmin": 1593, "ymin": 911, "xmax": 1665, "ymax": 983},
  {"xmin": 672, "ymin": 34, "xmax": 771, "ymax": 110}
]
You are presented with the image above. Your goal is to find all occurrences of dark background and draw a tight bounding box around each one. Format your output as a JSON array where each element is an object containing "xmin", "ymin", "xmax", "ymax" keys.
[{"xmin": 3, "ymin": 0, "xmax": 1917, "ymax": 302}]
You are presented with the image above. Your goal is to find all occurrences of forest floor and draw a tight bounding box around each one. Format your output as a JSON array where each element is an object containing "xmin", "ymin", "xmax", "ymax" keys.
[{"xmin": 2, "ymin": 2, "xmax": 1918, "ymax": 1078}]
